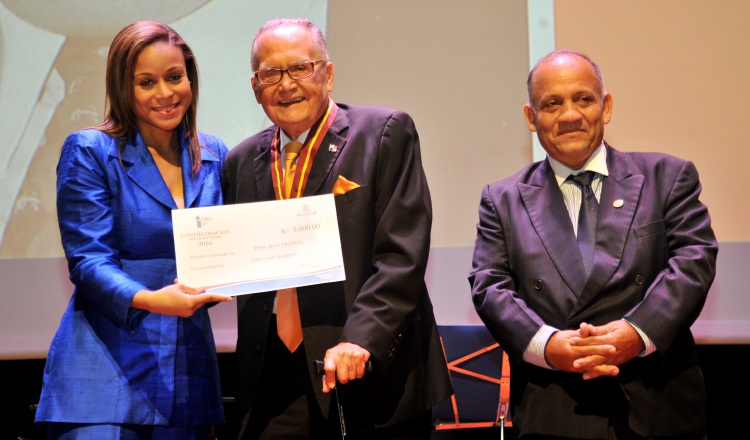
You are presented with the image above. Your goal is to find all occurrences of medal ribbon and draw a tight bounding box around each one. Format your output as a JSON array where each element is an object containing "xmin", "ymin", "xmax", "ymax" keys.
[{"xmin": 271, "ymin": 98, "xmax": 339, "ymax": 200}]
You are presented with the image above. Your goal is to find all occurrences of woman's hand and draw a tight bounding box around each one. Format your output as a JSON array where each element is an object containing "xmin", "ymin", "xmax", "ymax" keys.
[{"xmin": 132, "ymin": 283, "xmax": 231, "ymax": 317}]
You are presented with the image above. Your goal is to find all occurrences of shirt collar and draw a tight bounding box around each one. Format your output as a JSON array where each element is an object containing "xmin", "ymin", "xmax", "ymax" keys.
[
  {"xmin": 549, "ymin": 142, "xmax": 609, "ymax": 186},
  {"xmin": 280, "ymin": 129, "xmax": 311, "ymax": 148}
]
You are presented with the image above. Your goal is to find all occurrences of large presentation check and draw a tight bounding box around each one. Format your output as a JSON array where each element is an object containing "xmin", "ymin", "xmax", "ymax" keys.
[{"xmin": 172, "ymin": 194, "xmax": 345, "ymax": 296}]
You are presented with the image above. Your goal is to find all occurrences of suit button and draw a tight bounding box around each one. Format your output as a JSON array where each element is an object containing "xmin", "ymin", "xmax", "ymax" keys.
[
  {"xmin": 255, "ymin": 343, "xmax": 262, "ymax": 353},
  {"xmin": 634, "ymin": 275, "xmax": 644, "ymax": 285},
  {"xmin": 262, "ymin": 303, "xmax": 270, "ymax": 313},
  {"xmin": 534, "ymin": 280, "xmax": 544, "ymax": 290}
]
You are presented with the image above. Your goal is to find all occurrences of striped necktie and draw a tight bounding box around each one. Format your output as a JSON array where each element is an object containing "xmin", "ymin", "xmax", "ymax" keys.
[{"xmin": 569, "ymin": 171, "xmax": 598, "ymax": 276}]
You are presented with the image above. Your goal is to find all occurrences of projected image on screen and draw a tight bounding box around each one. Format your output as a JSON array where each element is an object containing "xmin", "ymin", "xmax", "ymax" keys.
[
  {"xmin": 0, "ymin": 0, "xmax": 328, "ymax": 359},
  {"xmin": 0, "ymin": 0, "xmax": 326, "ymax": 259},
  {"xmin": 0, "ymin": 1, "xmax": 216, "ymax": 258}
]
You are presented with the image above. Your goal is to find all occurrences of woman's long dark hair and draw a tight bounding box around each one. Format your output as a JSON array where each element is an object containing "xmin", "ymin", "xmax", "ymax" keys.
[{"xmin": 95, "ymin": 20, "xmax": 203, "ymax": 175}]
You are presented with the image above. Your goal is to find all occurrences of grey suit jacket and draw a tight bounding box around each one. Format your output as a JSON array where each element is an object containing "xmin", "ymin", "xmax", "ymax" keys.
[
  {"xmin": 222, "ymin": 102, "xmax": 452, "ymax": 430},
  {"xmin": 469, "ymin": 143, "xmax": 717, "ymax": 438}
]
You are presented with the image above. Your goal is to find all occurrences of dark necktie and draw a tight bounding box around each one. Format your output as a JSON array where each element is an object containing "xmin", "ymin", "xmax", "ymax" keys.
[{"xmin": 569, "ymin": 171, "xmax": 598, "ymax": 276}]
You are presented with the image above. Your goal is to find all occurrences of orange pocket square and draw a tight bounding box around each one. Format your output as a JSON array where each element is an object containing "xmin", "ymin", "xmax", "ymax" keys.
[{"xmin": 332, "ymin": 175, "xmax": 360, "ymax": 195}]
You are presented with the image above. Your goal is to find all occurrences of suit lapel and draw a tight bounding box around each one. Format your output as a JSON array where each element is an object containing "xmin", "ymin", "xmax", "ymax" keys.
[
  {"xmin": 122, "ymin": 134, "xmax": 221, "ymax": 209},
  {"xmin": 182, "ymin": 144, "xmax": 205, "ymax": 208},
  {"xmin": 571, "ymin": 144, "xmax": 644, "ymax": 315},
  {"xmin": 520, "ymin": 161, "xmax": 588, "ymax": 295},
  {"xmin": 254, "ymin": 130, "xmax": 278, "ymax": 200},
  {"xmin": 122, "ymin": 133, "xmax": 176, "ymax": 209},
  {"xmin": 302, "ymin": 108, "xmax": 349, "ymax": 196},
  {"xmin": 183, "ymin": 142, "xmax": 223, "ymax": 208}
]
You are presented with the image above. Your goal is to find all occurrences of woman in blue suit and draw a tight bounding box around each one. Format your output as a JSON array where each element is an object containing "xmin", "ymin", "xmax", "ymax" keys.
[{"xmin": 34, "ymin": 21, "xmax": 232, "ymax": 439}]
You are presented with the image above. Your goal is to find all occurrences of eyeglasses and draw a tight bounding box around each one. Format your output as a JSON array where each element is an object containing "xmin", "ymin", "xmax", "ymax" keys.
[{"xmin": 254, "ymin": 60, "xmax": 327, "ymax": 85}]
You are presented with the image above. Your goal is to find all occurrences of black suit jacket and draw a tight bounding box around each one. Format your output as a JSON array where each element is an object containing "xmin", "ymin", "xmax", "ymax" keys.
[
  {"xmin": 222, "ymin": 102, "xmax": 452, "ymax": 429},
  {"xmin": 469, "ymin": 143, "xmax": 718, "ymax": 438}
]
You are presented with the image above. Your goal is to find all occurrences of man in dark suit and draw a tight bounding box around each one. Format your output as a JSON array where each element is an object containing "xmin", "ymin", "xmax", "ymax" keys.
[
  {"xmin": 221, "ymin": 17, "xmax": 452, "ymax": 439},
  {"xmin": 469, "ymin": 49, "xmax": 717, "ymax": 440}
]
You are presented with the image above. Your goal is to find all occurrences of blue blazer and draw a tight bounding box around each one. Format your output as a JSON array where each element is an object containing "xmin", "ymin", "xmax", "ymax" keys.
[
  {"xmin": 35, "ymin": 129, "xmax": 227, "ymax": 425},
  {"xmin": 469, "ymin": 143, "xmax": 718, "ymax": 438}
]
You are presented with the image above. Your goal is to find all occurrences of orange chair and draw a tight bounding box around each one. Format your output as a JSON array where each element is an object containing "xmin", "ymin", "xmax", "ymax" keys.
[{"xmin": 434, "ymin": 325, "xmax": 512, "ymax": 437}]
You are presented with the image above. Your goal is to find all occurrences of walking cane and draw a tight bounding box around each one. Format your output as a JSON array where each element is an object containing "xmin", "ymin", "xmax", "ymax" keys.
[{"xmin": 313, "ymin": 359, "xmax": 372, "ymax": 439}]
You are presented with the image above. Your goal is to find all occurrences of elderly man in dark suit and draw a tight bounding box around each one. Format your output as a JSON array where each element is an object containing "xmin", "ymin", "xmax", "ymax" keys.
[
  {"xmin": 221, "ymin": 17, "xmax": 452, "ymax": 440},
  {"xmin": 469, "ymin": 49, "xmax": 717, "ymax": 440}
]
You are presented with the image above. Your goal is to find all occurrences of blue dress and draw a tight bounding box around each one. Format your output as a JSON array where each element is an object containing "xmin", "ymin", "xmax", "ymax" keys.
[{"xmin": 35, "ymin": 129, "xmax": 227, "ymax": 427}]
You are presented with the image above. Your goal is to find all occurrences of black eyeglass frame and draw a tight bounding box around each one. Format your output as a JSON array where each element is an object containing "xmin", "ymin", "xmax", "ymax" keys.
[{"xmin": 253, "ymin": 60, "xmax": 328, "ymax": 85}]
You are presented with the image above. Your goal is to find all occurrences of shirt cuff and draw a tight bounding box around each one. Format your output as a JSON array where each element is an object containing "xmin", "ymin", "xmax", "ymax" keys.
[
  {"xmin": 522, "ymin": 325, "xmax": 559, "ymax": 369},
  {"xmin": 624, "ymin": 318, "xmax": 656, "ymax": 356}
]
